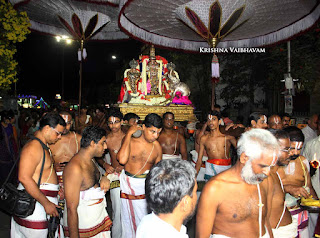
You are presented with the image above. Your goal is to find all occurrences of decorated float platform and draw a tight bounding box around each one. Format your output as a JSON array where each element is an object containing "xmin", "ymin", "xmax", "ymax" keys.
[
  {"xmin": 116, "ymin": 45, "xmax": 197, "ymax": 122},
  {"xmin": 118, "ymin": 103, "xmax": 197, "ymax": 122}
]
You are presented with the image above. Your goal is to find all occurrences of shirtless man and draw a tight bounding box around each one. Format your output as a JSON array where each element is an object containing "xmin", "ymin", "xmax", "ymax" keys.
[
  {"xmin": 196, "ymin": 129, "xmax": 279, "ymax": 238},
  {"xmin": 268, "ymin": 115, "xmax": 283, "ymax": 130},
  {"xmin": 11, "ymin": 112, "xmax": 66, "ymax": 237},
  {"xmin": 158, "ymin": 112, "xmax": 187, "ymax": 160},
  {"xmin": 269, "ymin": 130, "xmax": 297, "ymax": 237},
  {"xmin": 75, "ymin": 106, "xmax": 92, "ymax": 134},
  {"xmin": 195, "ymin": 110, "xmax": 237, "ymax": 180},
  {"xmin": 117, "ymin": 113, "xmax": 162, "ymax": 238},
  {"xmin": 278, "ymin": 126, "xmax": 318, "ymax": 238},
  {"xmin": 104, "ymin": 109, "xmax": 126, "ymax": 238},
  {"xmin": 63, "ymin": 126, "xmax": 112, "ymax": 238},
  {"xmin": 50, "ymin": 111, "xmax": 82, "ymax": 200}
]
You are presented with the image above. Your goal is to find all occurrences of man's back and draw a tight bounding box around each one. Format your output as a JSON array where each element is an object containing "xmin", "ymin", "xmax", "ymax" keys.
[
  {"xmin": 20, "ymin": 138, "xmax": 58, "ymax": 185},
  {"xmin": 50, "ymin": 131, "xmax": 80, "ymax": 164}
]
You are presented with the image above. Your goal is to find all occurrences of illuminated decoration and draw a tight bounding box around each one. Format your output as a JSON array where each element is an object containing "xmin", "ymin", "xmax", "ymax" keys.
[
  {"xmin": 55, "ymin": 94, "xmax": 62, "ymax": 99},
  {"xmin": 18, "ymin": 94, "xmax": 37, "ymax": 99},
  {"xmin": 34, "ymin": 97, "xmax": 50, "ymax": 109},
  {"xmin": 17, "ymin": 94, "xmax": 37, "ymax": 108}
]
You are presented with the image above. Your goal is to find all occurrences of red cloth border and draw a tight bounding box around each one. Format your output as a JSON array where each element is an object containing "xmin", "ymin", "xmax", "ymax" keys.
[
  {"xmin": 64, "ymin": 216, "xmax": 112, "ymax": 237},
  {"xmin": 120, "ymin": 191, "xmax": 146, "ymax": 200},
  {"xmin": 207, "ymin": 158, "xmax": 231, "ymax": 166},
  {"xmin": 13, "ymin": 216, "xmax": 47, "ymax": 229},
  {"xmin": 40, "ymin": 189, "xmax": 58, "ymax": 198},
  {"xmin": 191, "ymin": 159, "xmax": 206, "ymax": 168}
]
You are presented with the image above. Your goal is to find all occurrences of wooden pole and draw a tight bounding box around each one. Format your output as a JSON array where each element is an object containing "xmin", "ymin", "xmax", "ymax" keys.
[
  {"xmin": 211, "ymin": 81, "xmax": 215, "ymax": 110},
  {"xmin": 78, "ymin": 40, "xmax": 84, "ymax": 114}
]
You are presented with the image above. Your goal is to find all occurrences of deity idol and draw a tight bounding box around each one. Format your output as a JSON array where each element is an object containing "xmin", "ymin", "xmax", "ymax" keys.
[{"xmin": 146, "ymin": 45, "xmax": 162, "ymax": 95}]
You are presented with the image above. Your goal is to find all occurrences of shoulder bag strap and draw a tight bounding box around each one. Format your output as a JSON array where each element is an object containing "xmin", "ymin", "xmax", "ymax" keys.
[{"xmin": 37, "ymin": 147, "xmax": 46, "ymax": 187}]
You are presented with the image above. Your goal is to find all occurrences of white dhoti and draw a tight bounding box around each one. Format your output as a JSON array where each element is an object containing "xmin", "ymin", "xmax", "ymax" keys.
[
  {"xmin": 107, "ymin": 172, "xmax": 122, "ymax": 238},
  {"xmin": 63, "ymin": 187, "xmax": 111, "ymax": 238},
  {"xmin": 120, "ymin": 170, "xmax": 148, "ymax": 238},
  {"xmin": 205, "ymin": 158, "xmax": 231, "ymax": 180},
  {"xmin": 11, "ymin": 183, "xmax": 59, "ymax": 238},
  {"xmin": 272, "ymin": 218, "xmax": 298, "ymax": 238},
  {"xmin": 162, "ymin": 154, "xmax": 182, "ymax": 160},
  {"xmin": 190, "ymin": 150, "xmax": 206, "ymax": 181},
  {"xmin": 289, "ymin": 207, "xmax": 309, "ymax": 238}
]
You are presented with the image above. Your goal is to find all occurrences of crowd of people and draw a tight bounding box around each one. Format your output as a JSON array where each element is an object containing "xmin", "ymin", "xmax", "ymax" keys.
[{"xmin": 1, "ymin": 105, "xmax": 320, "ymax": 238}]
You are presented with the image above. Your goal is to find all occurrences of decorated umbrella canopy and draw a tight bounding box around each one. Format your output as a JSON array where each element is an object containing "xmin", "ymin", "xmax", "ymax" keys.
[
  {"xmin": 119, "ymin": 0, "xmax": 320, "ymax": 107},
  {"xmin": 10, "ymin": 0, "xmax": 129, "ymax": 109},
  {"xmin": 10, "ymin": 0, "xmax": 128, "ymax": 40}
]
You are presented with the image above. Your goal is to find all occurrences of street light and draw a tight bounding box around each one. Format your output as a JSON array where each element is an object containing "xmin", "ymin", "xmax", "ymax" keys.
[
  {"xmin": 112, "ymin": 55, "xmax": 117, "ymax": 59},
  {"xmin": 55, "ymin": 35, "xmax": 72, "ymax": 100}
]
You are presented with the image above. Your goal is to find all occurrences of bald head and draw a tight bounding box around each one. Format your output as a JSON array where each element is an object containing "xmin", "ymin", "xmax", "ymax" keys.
[
  {"xmin": 268, "ymin": 115, "xmax": 283, "ymax": 130},
  {"xmin": 308, "ymin": 114, "xmax": 319, "ymax": 130}
]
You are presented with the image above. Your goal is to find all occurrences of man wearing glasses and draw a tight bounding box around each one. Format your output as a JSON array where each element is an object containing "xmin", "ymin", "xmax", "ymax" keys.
[{"xmin": 11, "ymin": 112, "xmax": 66, "ymax": 237}]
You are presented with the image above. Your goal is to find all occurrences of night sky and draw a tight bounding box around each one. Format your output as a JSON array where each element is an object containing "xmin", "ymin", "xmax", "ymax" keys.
[{"xmin": 15, "ymin": 32, "xmax": 143, "ymax": 105}]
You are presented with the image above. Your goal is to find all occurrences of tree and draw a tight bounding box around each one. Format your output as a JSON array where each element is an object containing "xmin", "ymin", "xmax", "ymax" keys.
[{"xmin": 0, "ymin": 0, "xmax": 30, "ymax": 89}]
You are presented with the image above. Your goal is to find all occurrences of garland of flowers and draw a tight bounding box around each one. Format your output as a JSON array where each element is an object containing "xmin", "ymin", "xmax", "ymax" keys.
[{"xmin": 0, "ymin": 0, "xmax": 30, "ymax": 89}]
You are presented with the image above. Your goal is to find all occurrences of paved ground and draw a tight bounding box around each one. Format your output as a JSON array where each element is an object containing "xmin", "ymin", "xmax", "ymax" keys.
[{"xmin": 0, "ymin": 210, "xmax": 11, "ymax": 238}]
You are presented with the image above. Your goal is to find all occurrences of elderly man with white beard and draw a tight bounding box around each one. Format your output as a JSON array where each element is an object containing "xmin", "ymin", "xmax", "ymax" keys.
[{"xmin": 196, "ymin": 129, "xmax": 279, "ymax": 238}]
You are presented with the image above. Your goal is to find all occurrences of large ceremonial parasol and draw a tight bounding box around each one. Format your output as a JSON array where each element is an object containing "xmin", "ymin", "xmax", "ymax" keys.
[
  {"xmin": 10, "ymin": 0, "xmax": 129, "ymax": 109},
  {"xmin": 119, "ymin": 0, "xmax": 320, "ymax": 108}
]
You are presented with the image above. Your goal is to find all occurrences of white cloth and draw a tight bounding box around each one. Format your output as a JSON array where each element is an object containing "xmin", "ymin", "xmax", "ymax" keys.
[
  {"xmin": 190, "ymin": 150, "xmax": 206, "ymax": 181},
  {"xmin": 111, "ymin": 187, "xmax": 122, "ymax": 238},
  {"xmin": 162, "ymin": 154, "xmax": 182, "ymax": 160},
  {"xmin": 136, "ymin": 212, "xmax": 188, "ymax": 238},
  {"xmin": 302, "ymin": 125, "xmax": 317, "ymax": 150},
  {"xmin": 11, "ymin": 183, "xmax": 59, "ymax": 238},
  {"xmin": 289, "ymin": 209, "xmax": 309, "ymax": 238},
  {"xmin": 100, "ymin": 156, "xmax": 123, "ymax": 238},
  {"xmin": 302, "ymin": 136, "xmax": 320, "ymax": 236},
  {"xmin": 272, "ymin": 218, "xmax": 298, "ymax": 238},
  {"xmin": 120, "ymin": 170, "xmax": 148, "ymax": 238},
  {"xmin": 210, "ymin": 229, "xmax": 269, "ymax": 238},
  {"xmin": 85, "ymin": 115, "xmax": 91, "ymax": 124},
  {"xmin": 302, "ymin": 136, "xmax": 320, "ymax": 197},
  {"xmin": 205, "ymin": 162, "xmax": 231, "ymax": 180},
  {"xmin": 108, "ymin": 172, "xmax": 122, "ymax": 238},
  {"xmin": 63, "ymin": 187, "xmax": 111, "ymax": 238}
]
